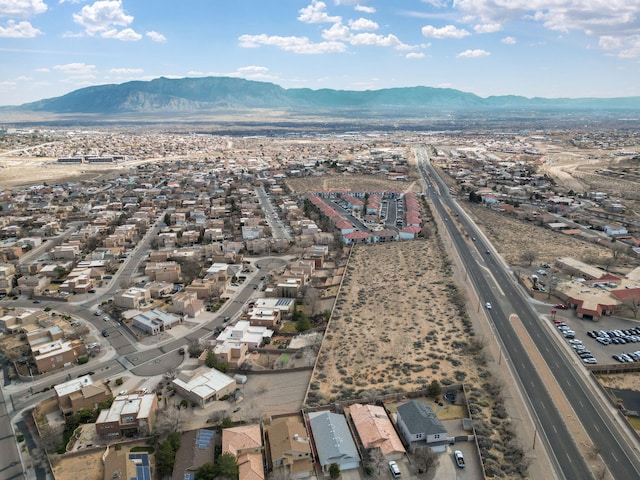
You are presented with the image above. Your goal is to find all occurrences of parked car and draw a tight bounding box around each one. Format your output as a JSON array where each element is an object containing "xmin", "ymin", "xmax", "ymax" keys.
[
  {"xmin": 454, "ymin": 450, "xmax": 465, "ymax": 468},
  {"xmin": 388, "ymin": 461, "xmax": 401, "ymax": 478},
  {"xmin": 554, "ymin": 304, "xmax": 568, "ymax": 309},
  {"xmin": 101, "ymin": 330, "xmax": 109, "ymax": 337},
  {"xmin": 178, "ymin": 347, "xmax": 185, "ymax": 355}
]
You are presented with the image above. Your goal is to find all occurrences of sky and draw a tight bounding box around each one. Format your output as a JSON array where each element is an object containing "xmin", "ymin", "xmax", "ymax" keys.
[{"xmin": 2, "ymin": 0, "xmax": 640, "ymax": 106}]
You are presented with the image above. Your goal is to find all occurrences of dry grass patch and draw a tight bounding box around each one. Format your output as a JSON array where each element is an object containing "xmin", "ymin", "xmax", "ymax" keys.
[
  {"xmin": 307, "ymin": 239, "xmax": 478, "ymax": 405},
  {"xmin": 463, "ymin": 203, "xmax": 618, "ymax": 267}
]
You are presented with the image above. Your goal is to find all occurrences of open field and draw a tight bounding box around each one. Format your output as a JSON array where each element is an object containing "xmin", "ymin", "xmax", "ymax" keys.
[
  {"xmin": 461, "ymin": 203, "xmax": 634, "ymax": 271},
  {"xmin": 308, "ymin": 240, "xmax": 477, "ymax": 402}
]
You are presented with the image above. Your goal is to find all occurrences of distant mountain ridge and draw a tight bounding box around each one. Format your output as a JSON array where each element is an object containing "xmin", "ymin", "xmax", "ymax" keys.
[{"xmin": 10, "ymin": 76, "xmax": 640, "ymax": 114}]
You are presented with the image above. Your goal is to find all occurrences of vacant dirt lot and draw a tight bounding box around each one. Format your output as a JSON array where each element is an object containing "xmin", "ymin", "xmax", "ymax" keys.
[
  {"xmin": 461, "ymin": 203, "xmax": 631, "ymax": 270},
  {"xmin": 308, "ymin": 239, "xmax": 475, "ymax": 403}
]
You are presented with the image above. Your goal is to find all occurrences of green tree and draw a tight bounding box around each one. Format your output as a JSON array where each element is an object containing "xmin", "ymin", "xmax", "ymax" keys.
[
  {"xmin": 427, "ymin": 379, "xmax": 442, "ymax": 399},
  {"xmin": 205, "ymin": 349, "xmax": 217, "ymax": 368},
  {"xmin": 195, "ymin": 462, "xmax": 216, "ymax": 480},
  {"xmin": 167, "ymin": 431, "xmax": 181, "ymax": 451},
  {"xmin": 296, "ymin": 316, "xmax": 312, "ymax": 332},
  {"xmin": 221, "ymin": 417, "xmax": 233, "ymax": 429},
  {"xmin": 54, "ymin": 266, "xmax": 68, "ymax": 280},
  {"xmin": 214, "ymin": 452, "xmax": 239, "ymax": 479},
  {"xmin": 155, "ymin": 440, "xmax": 177, "ymax": 477},
  {"xmin": 329, "ymin": 462, "xmax": 341, "ymax": 479}
]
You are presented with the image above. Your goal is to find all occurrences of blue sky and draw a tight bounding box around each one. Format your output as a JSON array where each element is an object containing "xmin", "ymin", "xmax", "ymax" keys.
[{"xmin": 1, "ymin": 0, "xmax": 640, "ymax": 105}]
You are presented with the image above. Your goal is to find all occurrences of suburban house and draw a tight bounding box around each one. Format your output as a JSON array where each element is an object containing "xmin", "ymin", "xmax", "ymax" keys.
[
  {"xmin": 308, "ymin": 411, "xmax": 360, "ymax": 473},
  {"xmin": 222, "ymin": 424, "xmax": 265, "ymax": 480},
  {"xmin": 95, "ymin": 393, "xmax": 158, "ymax": 438},
  {"xmin": 54, "ymin": 374, "xmax": 110, "ymax": 416},
  {"xmin": 172, "ymin": 429, "xmax": 217, "ymax": 480},
  {"xmin": 168, "ymin": 291, "xmax": 205, "ymax": 318},
  {"xmin": 267, "ymin": 415, "xmax": 314, "ymax": 479},
  {"xmin": 104, "ymin": 451, "xmax": 152, "ymax": 480},
  {"xmin": 171, "ymin": 366, "xmax": 236, "ymax": 408},
  {"xmin": 114, "ymin": 287, "xmax": 151, "ymax": 309},
  {"xmin": 132, "ymin": 309, "xmax": 182, "ymax": 335},
  {"xmin": 215, "ymin": 320, "xmax": 273, "ymax": 349},
  {"xmin": 248, "ymin": 308, "xmax": 280, "ymax": 328},
  {"xmin": 145, "ymin": 261, "xmax": 181, "ymax": 282},
  {"xmin": 349, "ymin": 403, "xmax": 406, "ymax": 460},
  {"xmin": 33, "ymin": 339, "xmax": 84, "ymax": 374},
  {"xmin": 211, "ymin": 340, "xmax": 248, "ymax": 369},
  {"xmin": 395, "ymin": 400, "xmax": 448, "ymax": 452}
]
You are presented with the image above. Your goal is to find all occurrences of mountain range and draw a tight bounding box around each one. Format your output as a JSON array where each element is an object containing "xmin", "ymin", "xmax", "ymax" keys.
[{"xmin": 6, "ymin": 76, "xmax": 640, "ymax": 117}]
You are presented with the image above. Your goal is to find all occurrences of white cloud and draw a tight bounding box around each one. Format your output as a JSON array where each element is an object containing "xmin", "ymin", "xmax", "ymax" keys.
[
  {"xmin": 501, "ymin": 36, "xmax": 516, "ymax": 44},
  {"xmin": 0, "ymin": 0, "xmax": 47, "ymax": 18},
  {"xmin": 0, "ymin": 19, "xmax": 41, "ymax": 37},
  {"xmin": 53, "ymin": 62, "xmax": 96, "ymax": 74},
  {"xmin": 298, "ymin": 0, "xmax": 341, "ymax": 24},
  {"xmin": 406, "ymin": 52, "xmax": 425, "ymax": 59},
  {"xmin": 72, "ymin": 0, "xmax": 133, "ymax": 35},
  {"xmin": 53, "ymin": 62, "xmax": 97, "ymax": 81},
  {"xmin": 109, "ymin": 67, "xmax": 143, "ymax": 74},
  {"xmin": 354, "ymin": 4, "xmax": 375, "ymax": 13},
  {"xmin": 59, "ymin": 0, "xmax": 85, "ymax": 3},
  {"xmin": 239, "ymin": 34, "xmax": 346, "ymax": 54},
  {"xmin": 322, "ymin": 22, "xmax": 351, "ymax": 41},
  {"xmin": 237, "ymin": 65, "xmax": 269, "ymax": 74},
  {"xmin": 422, "ymin": 24, "xmax": 470, "ymax": 39},
  {"xmin": 35, "ymin": 67, "xmax": 49, "ymax": 72},
  {"xmin": 349, "ymin": 32, "xmax": 402, "ymax": 48},
  {"xmin": 322, "ymin": 20, "xmax": 419, "ymax": 50},
  {"xmin": 348, "ymin": 17, "xmax": 378, "ymax": 31},
  {"xmin": 101, "ymin": 27, "xmax": 141, "ymax": 41},
  {"xmin": 229, "ymin": 65, "xmax": 277, "ymax": 81},
  {"xmin": 421, "ymin": 0, "xmax": 447, "ymax": 7},
  {"xmin": 474, "ymin": 23, "xmax": 502, "ymax": 34},
  {"xmin": 455, "ymin": 0, "xmax": 640, "ymax": 57},
  {"xmin": 457, "ymin": 49, "xmax": 490, "ymax": 58},
  {"xmin": 146, "ymin": 30, "xmax": 166, "ymax": 42}
]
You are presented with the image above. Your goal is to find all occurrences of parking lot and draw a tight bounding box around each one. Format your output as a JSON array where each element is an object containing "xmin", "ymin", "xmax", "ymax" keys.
[{"xmin": 545, "ymin": 308, "xmax": 640, "ymax": 365}]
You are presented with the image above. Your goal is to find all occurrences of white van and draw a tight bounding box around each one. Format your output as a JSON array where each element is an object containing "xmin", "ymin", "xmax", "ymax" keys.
[{"xmin": 388, "ymin": 461, "xmax": 401, "ymax": 478}]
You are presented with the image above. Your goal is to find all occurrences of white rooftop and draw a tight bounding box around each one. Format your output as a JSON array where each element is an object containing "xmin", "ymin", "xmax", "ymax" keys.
[{"xmin": 54, "ymin": 374, "xmax": 93, "ymax": 397}]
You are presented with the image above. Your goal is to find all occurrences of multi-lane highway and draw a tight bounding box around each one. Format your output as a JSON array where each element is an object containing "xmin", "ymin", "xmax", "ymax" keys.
[{"xmin": 417, "ymin": 146, "xmax": 640, "ymax": 479}]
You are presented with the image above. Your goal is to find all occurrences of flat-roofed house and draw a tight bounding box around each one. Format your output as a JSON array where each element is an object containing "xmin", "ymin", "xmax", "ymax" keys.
[
  {"xmin": 95, "ymin": 393, "xmax": 158, "ymax": 438},
  {"xmin": 54, "ymin": 374, "xmax": 110, "ymax": 416},
  {"xmin": 171, "ymin": 366, "xmax": 236, "ymax": 408},
  {"xmin": 114, "ymin": 287, "xmax": 151, "ymax": 310}
]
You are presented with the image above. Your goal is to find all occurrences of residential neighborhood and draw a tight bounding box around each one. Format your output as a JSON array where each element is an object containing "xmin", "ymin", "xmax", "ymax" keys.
[{"xmin": 0, "ymin": 126, "xmax": 639, "ymax": 480}]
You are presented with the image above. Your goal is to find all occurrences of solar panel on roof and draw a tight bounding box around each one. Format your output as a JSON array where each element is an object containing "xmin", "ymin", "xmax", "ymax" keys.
[{"xmin": 195, "ymin": 429, "xmax": 215, "ymax": 449}]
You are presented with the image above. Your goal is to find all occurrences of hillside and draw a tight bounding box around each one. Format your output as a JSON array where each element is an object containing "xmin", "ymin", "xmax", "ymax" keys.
[{"xmin": 7, "ymin": 76, "xmax": 640, "ymax": 117}]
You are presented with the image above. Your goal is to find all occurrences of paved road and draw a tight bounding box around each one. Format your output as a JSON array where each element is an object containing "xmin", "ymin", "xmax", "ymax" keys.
[
  {"xmin": 0, "ymin": 384, "xmax": 25, "ymax": 480},
  {"xmin": 418, "ymin": 146, "xmax": 640, "ymax": 479}
]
